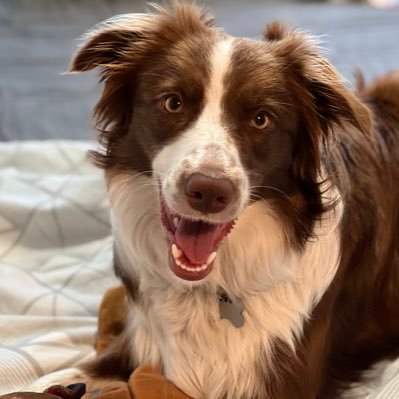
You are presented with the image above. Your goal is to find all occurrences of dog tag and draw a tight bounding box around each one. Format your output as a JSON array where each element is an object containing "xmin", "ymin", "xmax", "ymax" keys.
[{"xmin": 218, "ymin": 289, "xmax": 245, "ymax": 328}]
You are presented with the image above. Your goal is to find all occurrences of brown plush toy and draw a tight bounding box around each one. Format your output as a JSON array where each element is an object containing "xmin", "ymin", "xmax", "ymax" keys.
[
  {"xmin": 95, "ymin": 285, "xmax": 128, "ymax": 354},
  {"xmin": 0, "ymin": 384, "xmax": 86, "ymax": 399}
]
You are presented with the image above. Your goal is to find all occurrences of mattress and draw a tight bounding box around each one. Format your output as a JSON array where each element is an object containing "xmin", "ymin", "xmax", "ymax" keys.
[{"xmin": 0, "ymin": 140, "xmax": 398, "ymax": 397}]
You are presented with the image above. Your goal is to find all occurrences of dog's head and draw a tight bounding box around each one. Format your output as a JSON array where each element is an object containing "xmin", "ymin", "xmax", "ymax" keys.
[{"xmin": 70, "ymin": 4, "xmax": 370, "ymax": 283}]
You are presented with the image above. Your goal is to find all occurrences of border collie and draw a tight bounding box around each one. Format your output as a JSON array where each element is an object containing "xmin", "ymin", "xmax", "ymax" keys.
[{"xmin": 30, "ymin": 3, "xmax": 399, "ymax": 398}]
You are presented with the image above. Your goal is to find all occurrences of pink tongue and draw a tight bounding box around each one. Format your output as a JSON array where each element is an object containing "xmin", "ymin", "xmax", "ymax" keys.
[{"xmin": 175, "ymin": 220, "xmax": 221, "ymax": 265}]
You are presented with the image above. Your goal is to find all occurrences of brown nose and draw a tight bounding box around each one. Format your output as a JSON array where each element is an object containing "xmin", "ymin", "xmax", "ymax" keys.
[{"xmin": 185, "ymin": 173, "xmax": 235, "ymax": 214}]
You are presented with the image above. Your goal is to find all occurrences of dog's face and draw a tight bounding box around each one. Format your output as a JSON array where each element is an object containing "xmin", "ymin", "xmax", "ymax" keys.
[{"xmin": 70, "ymin": 5, "xmax": 370, "ymax": 283}]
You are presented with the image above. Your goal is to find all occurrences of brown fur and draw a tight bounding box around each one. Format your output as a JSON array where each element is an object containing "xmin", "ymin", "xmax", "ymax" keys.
[
  {"xmin": 69, "ymin": 3, "xmax": 216, "ymax": 174},
  {"xmin": 70, "ymin": 4, "xmax": 399, "ymax": 398},
  {"xmin": 254, "ymin": 70, "xmax": 399, "ymax": 399}
]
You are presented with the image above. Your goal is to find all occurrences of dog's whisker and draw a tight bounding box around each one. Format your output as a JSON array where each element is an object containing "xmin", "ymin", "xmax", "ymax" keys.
[
  {"xmin": 249, "ymin": 193, "xmax": 313, "ymax": 235},
  {"xmin": 249, "ymin": 185, "xmax": 291, "ymax": 201}
]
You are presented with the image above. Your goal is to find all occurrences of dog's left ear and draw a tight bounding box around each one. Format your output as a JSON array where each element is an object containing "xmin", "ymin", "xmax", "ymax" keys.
[
  {"xmin": 264, "ymin": 23, "xmax": 372, "ymax": 174},
  {"xmin": 300, "ymin": 58, "xmax": 372, "ymax": 138},
  {"xmin": 264, "ymin": 22, "xmax": 372, "ymax": 136},
  {"xmin": 68, "ymin": 13, "xmax": 160, "ymax": 74}
]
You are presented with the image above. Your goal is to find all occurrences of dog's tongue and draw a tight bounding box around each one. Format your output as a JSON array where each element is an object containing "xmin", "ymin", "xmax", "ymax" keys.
[{"xmin": 175, "ymin": 219, "xmax": 221, "ymax": 265}]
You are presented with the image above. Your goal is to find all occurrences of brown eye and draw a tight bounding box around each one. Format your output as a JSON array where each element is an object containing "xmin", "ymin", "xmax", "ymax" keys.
[
  {"xmin": 163, "ymin": 95, "xmax": 183, "ymax": 113},
  {"xmin": 250, "ymin": 111, "xmax": 271, "ymax": 129}
]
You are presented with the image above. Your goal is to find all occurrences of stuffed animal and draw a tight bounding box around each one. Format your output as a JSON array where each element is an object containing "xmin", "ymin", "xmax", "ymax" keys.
[
  {"xmin": 0, "ymin": 383, "xmax": 85, "ymax": 399},
  {"xmin": 95, "ymin": 285, "xmax": 128, "ymax": 354}
]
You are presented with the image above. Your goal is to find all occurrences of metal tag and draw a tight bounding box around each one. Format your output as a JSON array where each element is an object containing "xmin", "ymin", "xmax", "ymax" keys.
[{"xmin": 218, "ymin": 290, "xmax": 245, "ymax": 328}]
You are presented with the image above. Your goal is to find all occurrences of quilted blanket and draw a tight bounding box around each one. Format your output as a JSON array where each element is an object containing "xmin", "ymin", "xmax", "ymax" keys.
[
  {"xmin": 0, "ymin": 141, "xmax": 116, "ymax": 393},
  {"xmin": 0, "ymin": 140, "xmax": 398, "ymax": 398}
]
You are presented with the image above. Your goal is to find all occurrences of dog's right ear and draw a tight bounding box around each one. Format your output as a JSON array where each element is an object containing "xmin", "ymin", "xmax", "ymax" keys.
[
  {"xmin": 69, "ymin": 4, "xmax": 214, "ymax": 74},
  {"xmin": 68, "ymin": 5, "xmax": 214, "ymax": 170},
  {"xmin": 68, "ymin": 13, "xmax": 158, "ymax": 73}
]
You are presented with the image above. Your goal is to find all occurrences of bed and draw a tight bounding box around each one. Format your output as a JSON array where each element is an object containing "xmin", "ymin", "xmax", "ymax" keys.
[{"xmin": 0, "ymin": 141, "xmax": 117, "ymax": 393}]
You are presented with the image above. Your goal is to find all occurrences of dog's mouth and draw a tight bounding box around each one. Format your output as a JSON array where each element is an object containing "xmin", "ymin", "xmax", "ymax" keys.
[{"xmin": 160, "ymin": 198, "xmax": 235, "ymax": 281}]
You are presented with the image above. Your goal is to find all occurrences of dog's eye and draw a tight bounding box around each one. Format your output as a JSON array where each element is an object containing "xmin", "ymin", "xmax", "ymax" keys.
[
  {"xmin": 163, "ymin": 95, "xmax": 183, "ymax": 113},
  {"xmin": 250, "ymin": 111, "xmax": 271, "ymax": 130}
]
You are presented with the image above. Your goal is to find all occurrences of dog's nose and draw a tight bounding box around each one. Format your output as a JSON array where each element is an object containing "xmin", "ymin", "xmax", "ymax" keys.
[{"xmin": 185, "ymin": 173, "xmax": 234, "ymax": 214}]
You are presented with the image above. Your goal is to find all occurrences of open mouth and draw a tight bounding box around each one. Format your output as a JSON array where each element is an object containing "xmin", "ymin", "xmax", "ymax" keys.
[{"xmin": 160, "ymin": 198, "xmax": 235, "ymax": 281}]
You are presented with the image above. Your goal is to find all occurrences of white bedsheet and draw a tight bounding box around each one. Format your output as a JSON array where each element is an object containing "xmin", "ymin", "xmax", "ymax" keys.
[
  {"xmin": 0, "ymin": 140, "xmax": 398, "ymax": 397},
  {"xmin": 0, "ymin": 141, "xmax": 116, "ymax": 393}
]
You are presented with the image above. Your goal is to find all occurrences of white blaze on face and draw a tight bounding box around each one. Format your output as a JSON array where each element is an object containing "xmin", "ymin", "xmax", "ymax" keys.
[
  {"xmin": 152, "ymin": 37, "xmax": 250, "ymax": 223},
  {"xmin": 203, "ymin": 38, "xmax": 235, "ymax": 124}
]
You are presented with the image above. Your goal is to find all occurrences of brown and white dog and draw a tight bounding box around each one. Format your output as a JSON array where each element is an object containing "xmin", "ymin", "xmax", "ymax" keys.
[{"xmin": 30, "ymin": 3, "xmax": 399, "ymax": 399}]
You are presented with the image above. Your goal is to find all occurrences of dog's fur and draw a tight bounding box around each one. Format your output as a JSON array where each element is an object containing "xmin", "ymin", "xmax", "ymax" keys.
[{"xmin": 30, "ymin": 4, "xmax": 399, "ymax": 399}]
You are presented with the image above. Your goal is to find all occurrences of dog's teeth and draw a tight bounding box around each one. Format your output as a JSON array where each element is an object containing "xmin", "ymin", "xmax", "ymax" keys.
[
  {"xmin": 206, "ymin": 252, "xmax": 217, "ymax": 265},
  {"xmin": 175, "ymin": 258, "xmax": 189, "ymax": 271},
  {"xmin": 175, "ymin": 258, "xmax": 182, "ymax": 266},
  {"xmin": 173, "ymin": 216, "xmax": 179, "ymax": 228},
  {"xmin": 171, "ymin": 244, "xmax": 182, "ymax": 259},
  {"xmin": 173, "ymin": 252, "xmax": 211, "ymax": 273},
  {"xmin": 181, "ymin": 264, "xmax": 188, "ymax": 271}
]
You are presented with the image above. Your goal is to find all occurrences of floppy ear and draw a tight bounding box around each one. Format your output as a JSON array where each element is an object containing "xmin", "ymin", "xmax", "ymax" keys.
[
  {"xmin": 67, "ymin": 13, "xmax": 161, "ymax": 170},
  {"xmin": 301, "ymin": 59, "xmax": 372, "ymax": 137},
  {"xmin": 68, "ymin": 4, "xmax": 214, "ymax": 170},
  {"xmin": 69, "ymin": 13, "xmax": 158, "ymax": 73},
  {"xmin": 69, "ymin": 4, "xmax": 214, "ymax": 74},
  {"xmin": 264, "ymin": 23, "xmax": 372, "ymax": 177},
  {"xmin": 264, "ymin": 22, "xmax": 371, "ymax": 136}
]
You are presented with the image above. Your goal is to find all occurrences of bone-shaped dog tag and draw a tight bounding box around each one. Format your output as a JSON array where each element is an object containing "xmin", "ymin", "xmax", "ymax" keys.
[{"xmin": 218, "ymin": 290, "xmax": 245, "ymax": 328}]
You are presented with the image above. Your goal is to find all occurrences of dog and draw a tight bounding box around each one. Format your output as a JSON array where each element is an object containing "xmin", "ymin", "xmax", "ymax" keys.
[{"xmin": 29, "ymin": 3, "xmax": 399, "ymax": 398}]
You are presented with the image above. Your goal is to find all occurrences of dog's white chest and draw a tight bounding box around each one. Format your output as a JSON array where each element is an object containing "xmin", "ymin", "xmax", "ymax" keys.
[{"xmin": 150, "ymin": 294, "xmax": 262, "ymax": 399}]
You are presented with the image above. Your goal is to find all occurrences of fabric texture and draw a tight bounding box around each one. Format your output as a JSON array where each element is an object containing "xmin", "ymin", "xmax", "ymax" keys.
[{"xmin": 0, "ymin": 141, "xmax": 116, "ymax": 393}]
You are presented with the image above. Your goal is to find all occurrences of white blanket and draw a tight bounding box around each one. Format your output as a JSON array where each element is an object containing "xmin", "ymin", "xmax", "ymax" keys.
[
  {"xmin": 0, "ymin": 141, "xmax": 116, "ymax": 393},
  {"xmin": 0, "ymin": 140, "xmax": 398, "ymax": 397}
]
